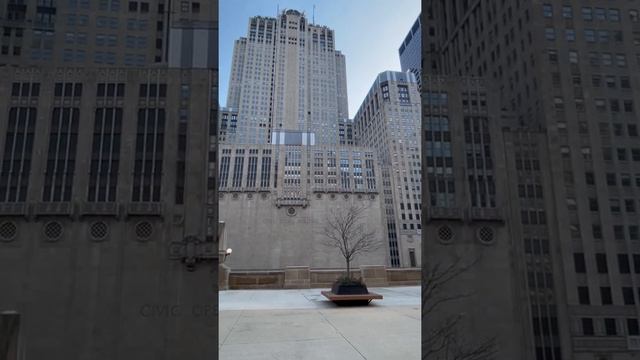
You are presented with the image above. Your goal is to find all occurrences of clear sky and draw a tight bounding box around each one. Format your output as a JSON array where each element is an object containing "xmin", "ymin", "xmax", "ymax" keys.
[{"xmin": 219, "ymin": 0, "xmax": 420, "ymax": 117}]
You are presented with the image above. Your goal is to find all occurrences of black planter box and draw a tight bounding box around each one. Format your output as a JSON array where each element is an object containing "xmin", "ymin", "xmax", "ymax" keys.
[{"xmin": 331, "ymin": 281, "xmax": 369, "ymax": 295}]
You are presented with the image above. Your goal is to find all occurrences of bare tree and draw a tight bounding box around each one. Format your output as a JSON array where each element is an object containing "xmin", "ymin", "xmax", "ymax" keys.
[
  {"xmin": 321, "ymin": 204, "xmax": 383, "ymax": 279},
  {"xmin": 423, "ymin": 256, "xmax": 497, "ymax": 360}
]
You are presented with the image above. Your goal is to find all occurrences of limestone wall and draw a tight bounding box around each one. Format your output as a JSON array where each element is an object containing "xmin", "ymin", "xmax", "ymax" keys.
[{"xmin": 219, "ymin": 192, "xmax": 389, "ymax": 270}]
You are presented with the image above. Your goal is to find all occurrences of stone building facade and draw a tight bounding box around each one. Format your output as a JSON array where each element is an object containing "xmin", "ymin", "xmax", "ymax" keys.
[
  {"xmin": 354, "ymin": 71, "xmax": 422, "ymax": 268},
  {"xmin": 0, "ymin": 1, "xmax": 218, "ymax": 359},
  {"xmin": 224, "ymin": 9, "xmax": 347, "ymax": 145},
  {"xmin": 0, "ymin": 65, "xmax": 218, "ymax": 360},
  {"xmin": 424, "ymin": 1, "xmax": 640, "ymax": 358},
  {"xmin": 218, "ymin": 142, "xmax": 388, "ymax": 270}
]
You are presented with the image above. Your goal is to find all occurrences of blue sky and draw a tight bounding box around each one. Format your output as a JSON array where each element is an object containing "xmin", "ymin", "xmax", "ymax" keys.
[{"xmin": 219, "ymin": 0, "xmax": 420, "ymax": 117}]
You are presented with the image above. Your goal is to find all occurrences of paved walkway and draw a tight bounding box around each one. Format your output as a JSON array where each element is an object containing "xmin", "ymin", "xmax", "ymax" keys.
[{"xmin": 219, "ymin": 286, "xmax": 420, "ymax": 360}]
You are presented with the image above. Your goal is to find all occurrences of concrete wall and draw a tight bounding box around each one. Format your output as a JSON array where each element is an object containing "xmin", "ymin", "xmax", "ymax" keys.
[
  {"xmin": 220, "ymin": 193, "xmax": 389, "ymax": 270},
  {"xmin": 227, "ymin": 268, "xmax": 421, "ymax": 289}
]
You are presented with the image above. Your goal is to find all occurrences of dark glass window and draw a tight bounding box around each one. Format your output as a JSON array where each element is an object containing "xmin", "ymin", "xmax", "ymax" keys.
[
  {"xmin": 596, "ymin": 253, "xmax": 608, "ymax": 273},
  {"xmin": 574, "ymin": 253, "xmax": 586, "ymax": 273}
]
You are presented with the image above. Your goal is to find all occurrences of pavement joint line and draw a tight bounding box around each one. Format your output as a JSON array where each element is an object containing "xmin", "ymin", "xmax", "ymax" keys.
[
  {"xmin": 221, "ymin": 309, "xmax": 245, "ymax": 346},
  {"xmin": 316, "ymin": 309, "xmax": 368, "ymax": 360},
  {"xmin": 219, "ymin": 336, "xmax": 345, "ymax": 347}
]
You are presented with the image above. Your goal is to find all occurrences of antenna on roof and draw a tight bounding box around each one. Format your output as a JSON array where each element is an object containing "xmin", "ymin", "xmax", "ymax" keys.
[
  {"xmin": 313, "ymin": 4, "xmax": 315, "ymax": 24},
  {"xmin": 277, "ymin": 4, "xmax": 279, "ymax": 16}
]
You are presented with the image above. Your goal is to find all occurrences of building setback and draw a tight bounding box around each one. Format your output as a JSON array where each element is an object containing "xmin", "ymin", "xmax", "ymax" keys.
[
  {"xmin": 424, "ymin": 1, "xmax": 640, "ymax": 359},
  {"xmin": 0, "ymin": 1, "xmax": 218, "ymax": 359},
  {"xmin": 355, "ymin": 71, "xmax": 422, "ymax": 268}
]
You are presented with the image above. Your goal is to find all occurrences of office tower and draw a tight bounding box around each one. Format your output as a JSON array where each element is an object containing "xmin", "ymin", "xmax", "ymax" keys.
[
  {"xmin": 224, "ymin": 10, "xmax": 346, "ymax": 145},
  {"xmin": 0, "ymin": 0, "xmax": 216, "ymax": 68},
  {"xmin": 424, "ymin": 1, "xmax": 640, "ymax": 358},
  {"xmin": 399, "ymin": 15, "xmax": 422, "ymax": 90},
  {"xmin": 218, "ymin": 10, "xmax": 388, "ymax": 271},
  {"xmin": 354, "ymin": 71, "xmax": 421, "ymax": 268},
  {"xmin": 0, "ymin": 1, "xmax": 218, "ymax": 359}
]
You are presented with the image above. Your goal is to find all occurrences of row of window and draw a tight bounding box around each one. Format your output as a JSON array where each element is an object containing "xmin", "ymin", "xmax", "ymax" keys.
[
  {"xmin": 543, "ymin": 4, "xmax": 638, "ymax": 23},
  {"xmin": 575, "ymin": 253, "xmax": 640, "ymax": 275},
  {"xmin": 577, "ymin": 285, "xmax": 640, "ymax": 308},
  {"xmin": 580, "ymin": 317, "xmax": 638, "ymax": 337}
]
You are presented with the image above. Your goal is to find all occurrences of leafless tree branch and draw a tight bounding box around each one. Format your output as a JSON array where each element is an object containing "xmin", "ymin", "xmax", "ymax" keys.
[
  {"xmin": 320, "ymin": 204, "xmax": 383, "ymax": 279},
  {"xmin": 422, "ymin": 256, "xmax": 497, "ymax": 360}
]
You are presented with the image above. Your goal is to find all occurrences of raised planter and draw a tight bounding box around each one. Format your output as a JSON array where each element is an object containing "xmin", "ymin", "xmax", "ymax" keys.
[
  {"xmin": 331, "ymin": 281, "xmax": 369, "ymax": 295},
  {"xmin": 322, "ymin": 278, "xmax": 383, "ymax": 305}
]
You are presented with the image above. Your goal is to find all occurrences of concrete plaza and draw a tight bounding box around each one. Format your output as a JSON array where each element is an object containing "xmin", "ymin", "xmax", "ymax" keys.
[{"xmin": 219, "ymin": 286, "xmax": 420, "ymax": 360}]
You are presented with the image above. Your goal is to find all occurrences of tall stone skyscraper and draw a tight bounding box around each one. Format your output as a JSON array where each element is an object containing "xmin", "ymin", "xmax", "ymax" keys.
[
  {"xmin": 224, "ymin": 9, "xmax": 347, "ymax": 145},
  {"xmin": 355, "ymin": 71, "xmax": 422, "ymax": 268},
  {"xmin": 424, "ymin": 1, "xmax": 640, "ymax": 358},
  {"xmin": 218, "ymin": 10, "xmax": 388, "ymax": 272},
  {"xmin": 0, "ymin": 1, "xmax": 218, "ymax": 359},
  {"xmin": 0, "ymin": 0, "xmax": 216, "ymax": 68}
]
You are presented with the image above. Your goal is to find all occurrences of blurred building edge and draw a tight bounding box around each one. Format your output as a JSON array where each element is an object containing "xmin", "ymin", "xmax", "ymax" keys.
[
  {"xmin": 0, "ymin": 1, "xmax": 218, "ymax": 360},
  {"xmin": 424, "ymin": 0, "xmax": 640, "ymax": 359}
]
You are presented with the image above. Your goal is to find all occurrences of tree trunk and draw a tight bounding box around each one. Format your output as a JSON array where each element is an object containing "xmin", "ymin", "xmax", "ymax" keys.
[{"xmin": 346, "ymin": 259, "xmax": 351, "ymax": 280}]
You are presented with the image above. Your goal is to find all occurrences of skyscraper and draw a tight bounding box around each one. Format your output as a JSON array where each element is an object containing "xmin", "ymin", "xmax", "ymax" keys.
[
  {"xmin": 0, "ymin": 0, "xmax": 217, "ymax": 68},
  {"xmin": 0, "ymin": 1, "xmax": 218, "ymax": 359},
  {"xmin": 218, "ymin": 10, "xmax": 388, "ymax": 271},
  {"xmin": 224, "ymin": 9, "xmax": 347, "ymax": 145},
  {"xmin": 399, "ymin": 15, "xmax": 422, "ymax": 89},
  {"xmin": 355, "ymin": 71, "xmax": 422, "ymax": 268},
  {"xmin": 424, "ymin": 1, "xmax": 640, "ymax": 358}
]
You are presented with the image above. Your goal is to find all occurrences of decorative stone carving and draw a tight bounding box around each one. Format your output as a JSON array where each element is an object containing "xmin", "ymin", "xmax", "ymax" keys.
[{"xmin": 169, "ymin": 236, "xmax": 216, "ymax": 272}]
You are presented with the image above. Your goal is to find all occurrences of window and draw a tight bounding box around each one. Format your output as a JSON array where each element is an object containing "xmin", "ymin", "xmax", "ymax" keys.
[
  {"xmin": 545, "ymin": 28, "xmax": 556, "ymax": 41},
  {"xmin": 129, "ymin": 1, "xmax": 137, "ymax": 11},
  {"xmin": 621, "ymin": 77, "xmax": 631, "ymax": 89},
  {"xmin": 192, "ymin": 2, "xmax": 200, "ymax": 13},
  {"xmin": 582, "ymin": 318, "xmax": 594, "ymax": 335},
  {"xmin": 578, "ymin": 286, "xmax": 591, "ymax": 304},
  {"xmin": 582, "ymin": 7, "xmax": 593, "ymax": 21},
  {"xmin": 566, "ymin": 29, "xmax": 576, "ymax": 42},
  {"xmin": 569, "ymin": 51, "xmax": 578, "ymax": 63},
  {"xmin": 591, "ymin": 224, "xmax": 602, "ymax": 239},
  {"xmin": 609, "ymin": 9, "xmax": 620, "ymax": 22},
  {"xmin": 596, "ymin": 253, "xmax": 608, "ymax": 273},
  {"xmin": 601, "ymin": 287, "xmax": 613, "ymax": 305},
  {"xmin": 574, "ymin": 253, "xmax": 586, "ymax": 273},
  {"xmin": 586, "ymin": 29, "xmax": 596, "ymax": 42},
  {"xmin": 543, "ymin": 4, "xmax": 553, "ymax": 18},
  {"xmin": 628, "ymin": 319, "xmax": 640, "ymax": 335},
  {"xmin": 623, "ymin": 287, "xmax": 635, "ymax": 305},
  {"xmin": 619, "ymin": 254, "xmax": 631, "ymax": 273},
  {"xmin": 605, "ymin": 318, "xmax": 617, "ymax": 335},
  {"xmin": 599, "ymin": 30, "xmax": 610, "ymax": 43},
  {"xmin": 616, "ymin": 54, "xmax": 627, "ymax": 67},
  {"xmin": 562, "ymin": 5, "xmax": 573, "ymax": 19}
]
